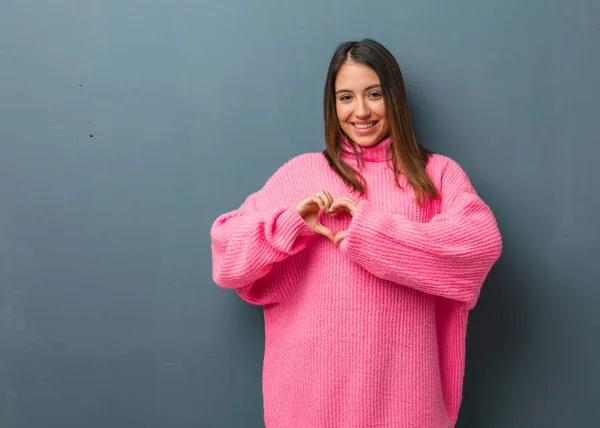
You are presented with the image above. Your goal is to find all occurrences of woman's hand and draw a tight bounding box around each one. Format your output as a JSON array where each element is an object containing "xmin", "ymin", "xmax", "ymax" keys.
[
  {"xmin": 328, "ymin": 196, "xmax": 358, "ymax": 245},
  {"xmin": 296, "ymin": 191, "xmax": 335, "ymax": 241}
]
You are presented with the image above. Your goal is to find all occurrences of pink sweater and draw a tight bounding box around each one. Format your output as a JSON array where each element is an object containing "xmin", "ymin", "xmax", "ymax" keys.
[{"xmin": 210, "ymin": 137, "xmax": 502, "ymax": 428}]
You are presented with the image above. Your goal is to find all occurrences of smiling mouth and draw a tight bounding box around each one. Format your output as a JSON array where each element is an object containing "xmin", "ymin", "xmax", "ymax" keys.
[{"xmin": 352, "ymin": 121, "xmax": 378, "ymax": 129}]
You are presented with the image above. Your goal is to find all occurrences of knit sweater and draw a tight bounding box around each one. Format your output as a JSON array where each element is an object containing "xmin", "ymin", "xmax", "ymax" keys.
[{"xmin": 210, "ymin": 137, "xmax": 502, "ymax": 428}]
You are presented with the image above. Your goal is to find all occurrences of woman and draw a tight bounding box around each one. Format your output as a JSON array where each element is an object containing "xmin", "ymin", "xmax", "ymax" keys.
[{"xmin": 210, "ymin": 39, "xmax": 502, "ymax": 428}]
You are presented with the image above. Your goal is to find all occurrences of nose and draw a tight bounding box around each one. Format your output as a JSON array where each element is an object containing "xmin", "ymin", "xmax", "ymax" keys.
[{"xmin": 355, "ymin": 100, "xmax": 370, "ymax": 118}]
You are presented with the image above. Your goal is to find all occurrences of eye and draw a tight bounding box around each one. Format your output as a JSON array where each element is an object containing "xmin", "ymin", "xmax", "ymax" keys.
[
  {"xmin": 339, "ymin": 94, "xmax": 352, "ymax": 102},
  {"xmin": 369, "ymin": 91, "xmax": 382, "ymax": 99}
]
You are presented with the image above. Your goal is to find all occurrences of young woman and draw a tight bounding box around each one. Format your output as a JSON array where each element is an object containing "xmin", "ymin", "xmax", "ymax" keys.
[{"xmin": 210, "ymin": 39, "xmax": 502, "ymax": 428}]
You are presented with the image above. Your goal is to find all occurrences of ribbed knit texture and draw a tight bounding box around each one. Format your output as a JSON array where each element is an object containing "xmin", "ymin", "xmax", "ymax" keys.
[{"xmin": 210, "ymin": 137, "xmax": 502, "ymax": 428}]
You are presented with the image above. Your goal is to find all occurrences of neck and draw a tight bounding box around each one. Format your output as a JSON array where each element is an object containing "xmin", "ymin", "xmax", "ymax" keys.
[{"xmin": 340, "ymin": 135, "xmax": 392, "ymax": 163}]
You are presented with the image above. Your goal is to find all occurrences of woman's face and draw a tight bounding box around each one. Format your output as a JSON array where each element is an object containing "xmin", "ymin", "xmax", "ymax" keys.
[{"xmin": 335, "ymin": 61, "xmax": 389, "ymax": 147}]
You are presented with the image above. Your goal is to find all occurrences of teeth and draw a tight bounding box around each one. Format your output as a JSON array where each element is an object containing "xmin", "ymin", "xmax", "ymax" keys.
[{"xmin": 354, "ymin": 122, "xmax": 375, "ymax": 129}]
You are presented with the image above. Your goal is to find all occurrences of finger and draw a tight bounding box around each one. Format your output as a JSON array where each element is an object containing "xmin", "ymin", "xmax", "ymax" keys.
[
  {"xmin": 329, "ymin": 199, "xmax": 341, "ymax": 210},
  {"xmin": 297, "ymin": 197, "xmax": 314, "ymax": 215},
  {"xmin": 330, "ymin": 197, "xmax": 350, "ymax": 208},
  {"xmin": 329, "ymin": 204, "xmax": 342, "ymax": 216},
  {"xmin": 330, "ymin": 199, "xmax": 350, "ymax": 214},
  {"xmin": 310, "ymin": 195, "xmax": 325, "ymax": 210},
  {"xmin": 333, "ymin": 230, "xmax": 347, "ymax": 245},
  {"xmin": 348, "ymin": 198, "xmax": 358, "ymax": 209},
  {"xmin": 332, "ymin": 198, "xmax": 357, "ymax": 215},
  {"xmin": 328, "ymin": 201, "xmax": 341, "ymax": 215},
  {"xmin": 345, "ymin": 199, "xmax": 357, "ymax": 215},
  {"xmin": 313, "ymin": 224, "xmax": 334, "ymax": 241},
  {"xmin": 339, "ymin": 196, "xmax": 358, "ymax": 208},
  {"xmin": 316, "ymin": 193, "xmax": 330, "ymax": 210},
  {"xmin": 324, "ymin": 194, "xmax": 333, "ymax": 211},
  {"xmin": 323, "ymin": 191, "xmax": 333, "ymax": 207}
]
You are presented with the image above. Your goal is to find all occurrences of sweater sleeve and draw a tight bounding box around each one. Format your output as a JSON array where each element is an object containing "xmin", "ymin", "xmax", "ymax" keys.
[
  {"xmin": 338, "ymin": 159, "xmax": 502, "ymax": 309},
  {"xmin": 210, "ymin": 160, "xmax": 314, "ymax": 304}
]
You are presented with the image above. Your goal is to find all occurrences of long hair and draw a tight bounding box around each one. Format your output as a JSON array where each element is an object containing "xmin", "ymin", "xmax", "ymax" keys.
[{"xmin": 323, "ymin": 39, "xmax": 438, "ymax": 206}]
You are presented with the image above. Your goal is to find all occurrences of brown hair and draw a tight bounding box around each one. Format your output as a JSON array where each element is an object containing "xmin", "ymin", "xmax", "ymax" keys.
[{"xmin": 323, "ymin": 39, "xmax": 438, "ymax": 206}]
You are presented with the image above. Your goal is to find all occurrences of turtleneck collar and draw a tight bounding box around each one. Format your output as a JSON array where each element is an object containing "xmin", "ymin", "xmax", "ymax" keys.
[{"xmin": 340, "ymin": 135, "xmax": 393, "ymax": 163}]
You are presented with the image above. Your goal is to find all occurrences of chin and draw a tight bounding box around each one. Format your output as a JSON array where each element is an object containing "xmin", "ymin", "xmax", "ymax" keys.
[{"xmin": 346, "ymin": 132, "xmax": 387, "ymax": 148}]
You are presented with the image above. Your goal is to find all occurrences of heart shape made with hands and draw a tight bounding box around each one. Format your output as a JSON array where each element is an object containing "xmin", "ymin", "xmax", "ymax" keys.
[
  {"xmin": 327, "ymin": 196, "xmax": 358, "ymax": 245},
  {"xmin": 297, "ymin": 193, "xmax": 358, "ymax": 246}
]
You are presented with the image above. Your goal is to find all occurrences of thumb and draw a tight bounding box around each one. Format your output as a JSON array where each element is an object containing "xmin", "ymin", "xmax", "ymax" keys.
[
  {"xmin": 333, "ymin": 230, "xmax": 348, "ymax": 245},
  {"xmin": 313, "ymin": 224, "xmax": 334, "ymax": 242}
]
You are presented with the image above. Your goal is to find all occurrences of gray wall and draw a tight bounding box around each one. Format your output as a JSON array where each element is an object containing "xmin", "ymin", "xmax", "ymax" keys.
[{"xmin": 1, "ymin": 0, "xmax": 598, "ymax": 427}]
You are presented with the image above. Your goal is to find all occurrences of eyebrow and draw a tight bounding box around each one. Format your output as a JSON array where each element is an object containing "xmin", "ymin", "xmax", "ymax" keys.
[{"xmin": 335, "ymin": 84, "xmax": 382, "ymax": 94}]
